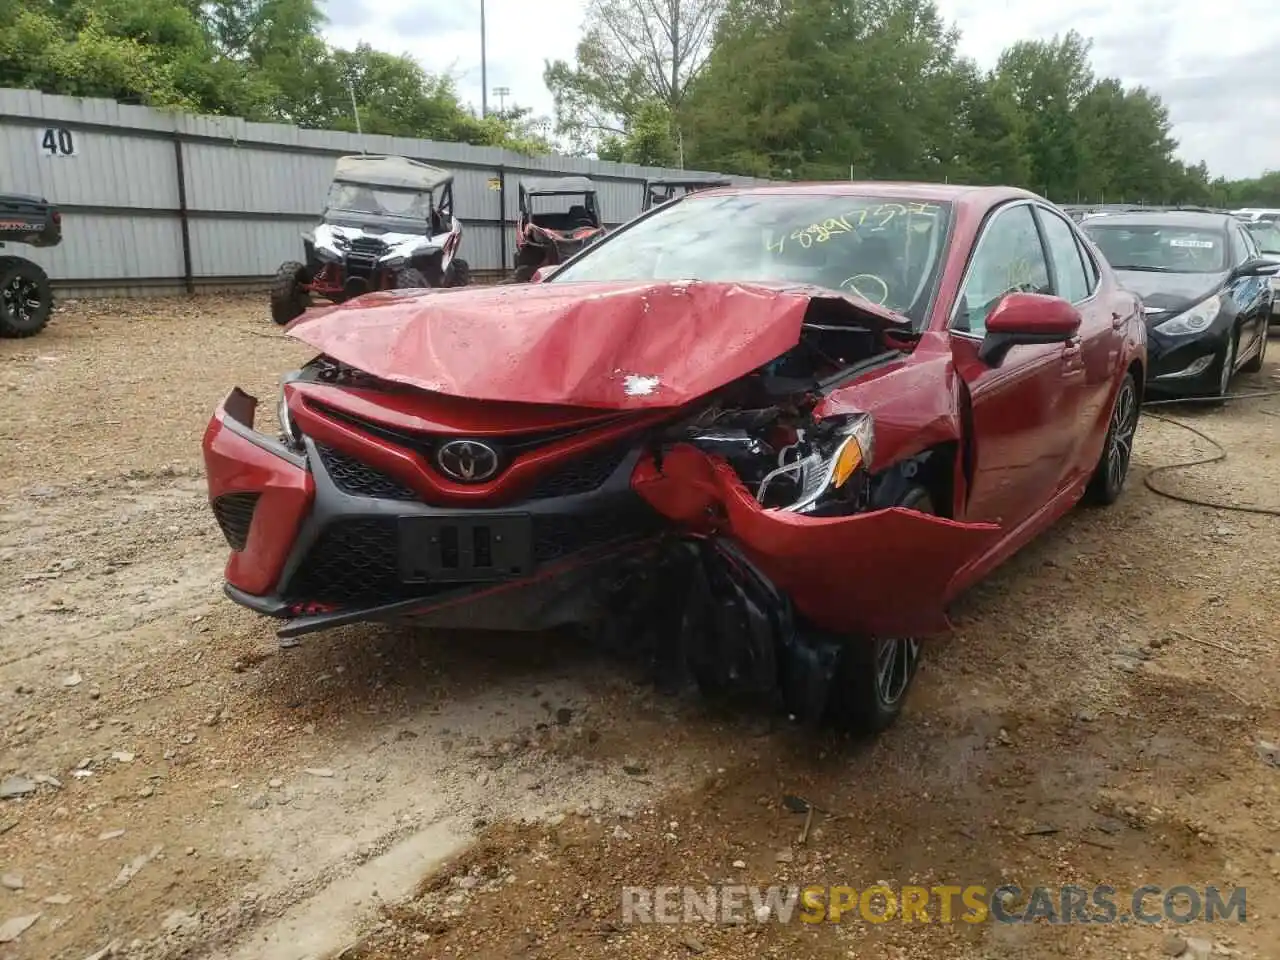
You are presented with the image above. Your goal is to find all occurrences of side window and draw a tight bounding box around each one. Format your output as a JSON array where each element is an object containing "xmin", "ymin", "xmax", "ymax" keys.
[
  {"xmin": 1237, "ymin": 225, "xmax": 1259, "ymax": 260},
  {"xmin": 953, "ymin": 204, "xmax": 1050, "ymax": 336},
  {"xmin": 1037, "ymin": 208, "xmax": 1091, "ymax": 303},
  {"xmin": 1076, "ymin": 235, "xmax": 1100, "ymax": 293},
  {"xmin": 1231, "ymin": 226, "xmax": 1253, "ymax": 266}
]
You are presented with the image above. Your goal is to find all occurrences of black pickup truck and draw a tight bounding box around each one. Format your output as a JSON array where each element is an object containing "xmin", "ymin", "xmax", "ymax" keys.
[{"xmin": 0, "ymin": 193, "xmax": 60, "ymax": 337}]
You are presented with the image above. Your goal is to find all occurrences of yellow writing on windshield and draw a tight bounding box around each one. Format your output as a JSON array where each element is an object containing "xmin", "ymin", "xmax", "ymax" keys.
[{"xmin": 766, "ymin": 202, "xmax": 941, "ymax": 254}]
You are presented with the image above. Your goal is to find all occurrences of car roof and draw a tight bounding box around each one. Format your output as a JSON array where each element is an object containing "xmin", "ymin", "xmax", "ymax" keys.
[
  {"xmin": 682, "ymin": 180, "xmax": 1041, "ymax": 210},
  {"xmin": 1080, "ymin": 210, "xmax": 1234, "ymax": 230}
]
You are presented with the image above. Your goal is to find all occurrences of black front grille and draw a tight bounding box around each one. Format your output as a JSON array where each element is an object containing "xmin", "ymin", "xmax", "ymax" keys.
[
  {"xmin": 526, "ymin": 446, "xmax": 632, "ymax": 499},
  {"xmin": 343, "ymin": 238, "xmax": 385, "ymax": 278},
  {"xmin": 212, "ymin": 493, "xmax": 260, "ymax": 551},
  {"xmin": 532, "ymin": 508, "xmax": 663, "ymax": 563},
  {"xmin": 283, "ymin": 507, "xmax": 662, "ymax": 606},
  {"xmin": 284, "ymin": 518, "xmax": 405, "ymax": 605},
  {"xmin": 317, "ymin": 444, "xmax": 419, "ymax": 501},
  {"xmin": 349, "ymin": 237, "xmax": 388, "ymax": 255}
]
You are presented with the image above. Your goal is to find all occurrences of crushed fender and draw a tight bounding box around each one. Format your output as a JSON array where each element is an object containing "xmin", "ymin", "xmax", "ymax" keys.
[{"xmin": 632, "ymin": 443, "xmax": 1000, "ymax": 638}]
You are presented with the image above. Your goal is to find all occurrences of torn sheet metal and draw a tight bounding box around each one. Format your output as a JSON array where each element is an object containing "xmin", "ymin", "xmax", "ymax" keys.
[
  {"xmin": 286, "ymin": 280, "xmax": 907, "ymax": 410},
  {"xmin": 632, "ymin": 443, "xmax": 999, "ymax": 637},
  {"xmin": 815, "ymin": 333, "xmax": 964, "ymax": 472}
]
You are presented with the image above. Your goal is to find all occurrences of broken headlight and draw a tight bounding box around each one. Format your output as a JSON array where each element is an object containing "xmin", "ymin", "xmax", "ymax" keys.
[
  {"xmin": 277, "ymin": 383, "xmax": 303, "ymax": 451},
  {"xmin": 681, "ymin": 411, "xmax": 874, "ymax": 515},
  {"xmin": 756, "ymin": 414, "xmax": 874, "ymax": 514}
]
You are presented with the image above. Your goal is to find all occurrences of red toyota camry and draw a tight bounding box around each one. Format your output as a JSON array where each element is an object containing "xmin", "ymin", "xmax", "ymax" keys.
[{"xmin": 203, "ymin": 183, "xmax": 1146, "ymax": 732}]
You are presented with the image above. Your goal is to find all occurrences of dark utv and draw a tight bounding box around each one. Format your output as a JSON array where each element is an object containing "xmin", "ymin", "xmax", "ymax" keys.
[
  {"xmin": 507, "ymin": 177, "xmax": 606, "ymax": 282},
  {"xmin": 0, "ymin": 193, "xmax": 62, "ymax": 338},
  {"xmin": 1082, "ymin": 210, "xmax": 1277, "ymax": 398},
  {"xmin": 641, "ymin": 177, "xmax": 733, "ymax": 212}
]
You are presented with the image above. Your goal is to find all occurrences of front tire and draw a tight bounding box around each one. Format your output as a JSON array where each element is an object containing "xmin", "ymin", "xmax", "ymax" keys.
[
  {"xmin": 1241, "ymin": 323, "xmax": 1267, "ymax": 373},
  {"xmin": 270, "ymin": 261, "xmax": 309, "ymax": 326},
  {"xmin": 1213, "ymin": 329, "xmax": 1238, "ymax": 398},
  {"xmin": 448, "ymin": 258, "xmax": 472, "ymax": 287},
  {"xmin": 392, "ymin": 266, "xmax": 430, "ymax": 290},
  {"xmin": 0, "ymin": 258, "xmax": 53, "ymax": 338},
  {"xmin": 1084, "ymin": 372, "xmax": 1138, "ymax": 506},
  {"xmin": 822, "ymin": 487, "xmax": 933, "ymax": 734}
]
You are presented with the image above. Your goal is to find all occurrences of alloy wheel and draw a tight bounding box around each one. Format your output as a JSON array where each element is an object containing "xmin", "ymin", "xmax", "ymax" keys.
[
  {"xmin": 2, "ymin": 274, "xmax": 41, "ymax": 325},
  {"xmin": 1106, "ymin": 379, "xmax": 1138, "ymax": 493},
  {"xmin": 874, "ymin": 636, "xmax": 920, "ymax": 706}
]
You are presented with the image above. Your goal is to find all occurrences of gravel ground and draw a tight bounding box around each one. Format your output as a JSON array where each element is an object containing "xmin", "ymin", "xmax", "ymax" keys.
[{"xmin": 1, "ymin": 298, "xmax": 1278, "ymax": 960}]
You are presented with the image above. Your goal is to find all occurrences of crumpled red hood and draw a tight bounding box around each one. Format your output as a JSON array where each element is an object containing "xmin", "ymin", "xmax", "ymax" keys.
[{"xmin": 287, "ymin": 280, "xmax": 907, "ymax": 409}]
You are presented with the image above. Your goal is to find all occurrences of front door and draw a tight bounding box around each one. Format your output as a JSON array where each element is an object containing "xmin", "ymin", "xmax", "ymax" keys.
[
  {"xmin": 1229, "ymin": 222, "xmax": 1268, "ymax": 361},
  {"xmin": 948, "ymin": 201, "xmax": 1088, "ymax": 527}
]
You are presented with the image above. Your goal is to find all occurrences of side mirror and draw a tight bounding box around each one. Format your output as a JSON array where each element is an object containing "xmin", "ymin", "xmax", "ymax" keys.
[
  {"xmin": 530, "ymin": 264, "xmax": 560, "ymax": 283},
  {"xmin": 1232, "ymin": 257, "xmax": 1280, "ymax": 278},
  {"xmin": 979, "ymin": 292, "xmax": 1082, "ymax": 366}
]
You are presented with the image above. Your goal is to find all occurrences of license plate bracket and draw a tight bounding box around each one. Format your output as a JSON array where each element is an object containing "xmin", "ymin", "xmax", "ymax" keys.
[{"xmin": 398, "ymin": 514, "xmax": 534, "ymax": 583}]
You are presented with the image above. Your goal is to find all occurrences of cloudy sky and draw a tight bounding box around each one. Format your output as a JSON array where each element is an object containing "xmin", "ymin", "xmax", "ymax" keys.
[{"xmin": 321, "ymin": 0, "xmax": 1278, "ymax": 180}]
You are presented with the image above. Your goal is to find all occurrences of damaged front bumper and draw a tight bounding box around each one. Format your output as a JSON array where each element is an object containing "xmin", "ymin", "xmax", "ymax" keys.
[
  {"xmin": 204, "ymin": 388, "xmax": 665, "ymax": 640},
  {"xmin": 632, "ymin": 443, "xmax": 999, "ymax": 638}
]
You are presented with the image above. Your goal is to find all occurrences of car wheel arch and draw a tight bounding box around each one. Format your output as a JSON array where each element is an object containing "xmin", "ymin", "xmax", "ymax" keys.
[
  {"xmin": 868, "ymin": 442, "xmax": 959, "ymax": 519},
  {"xmin": 1126, "ymin": 359, "xmax": 1145, "ymax": 407}
]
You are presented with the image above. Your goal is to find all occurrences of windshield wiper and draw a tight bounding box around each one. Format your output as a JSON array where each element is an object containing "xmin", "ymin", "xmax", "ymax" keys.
[{"xmin": 1109, "ymin": 264, "xmax": 1178, "ymax": 272}]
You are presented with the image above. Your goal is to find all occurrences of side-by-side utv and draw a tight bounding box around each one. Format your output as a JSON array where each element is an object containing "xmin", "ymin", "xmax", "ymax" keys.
[
  {"xmin": 506, "ymin": 176, "xmax": 606, "ymax": 283},
  {"xmin": 0, "ymin": 193, "xmax": 62, "ymax": 338},
  {"xmin": 271, "ymin": 155, "xmax": 470, "ymax": 325},
  {"xmin": 641, "ymin": 177, "xmax": 732, "ymax": 212}
]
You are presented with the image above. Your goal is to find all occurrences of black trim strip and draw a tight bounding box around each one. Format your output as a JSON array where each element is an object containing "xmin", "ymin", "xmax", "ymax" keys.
[{"xmin": 49, "ymin": 203, "xmax": 520, "ymax": 226}]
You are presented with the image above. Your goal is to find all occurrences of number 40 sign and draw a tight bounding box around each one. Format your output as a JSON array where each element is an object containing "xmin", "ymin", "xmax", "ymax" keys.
[{"xmin": 39, "ymin": 127, "xmax": 77, "ymax": 157}]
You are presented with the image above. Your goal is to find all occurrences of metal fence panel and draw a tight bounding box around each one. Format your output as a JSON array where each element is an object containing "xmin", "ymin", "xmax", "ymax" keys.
[
  {"xmin": 14, "ymin": 213, "xmax": 184, "ymax": 281},
  {"xmin": 0, "ymin": 87, "xmax": 774, "ymax": 294}
]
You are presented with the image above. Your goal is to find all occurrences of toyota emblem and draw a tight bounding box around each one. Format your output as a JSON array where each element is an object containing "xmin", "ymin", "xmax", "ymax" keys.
[{"xmin": 434, "ymin": 439, "xmax": 501, "ymax": 482}]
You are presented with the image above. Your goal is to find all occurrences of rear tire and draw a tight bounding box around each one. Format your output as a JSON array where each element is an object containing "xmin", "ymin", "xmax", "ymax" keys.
[
  {"xmin": 448, "ymin": 258, "xmax": 472, "ymax": 287},
  {"xmin": 270, "ymin": 261, "xmax": 309, "ymax": 326},
  {"xmin": 821, "ymin": 487, "xmax": 933, "ymax": 735},
  {"xmin": 0, "ymin": 258, "xmax": 53, "ymax": 338},
  {"xmin": 392, "ymin": 266, "xmax": 430, "ymax": 290},
  {"xmin": 1084, "ymin": 372, "xmax": 1138, "ymax": 506}
]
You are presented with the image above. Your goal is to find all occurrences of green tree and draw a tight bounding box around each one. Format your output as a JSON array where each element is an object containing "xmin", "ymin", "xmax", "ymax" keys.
[
  {"xmin": 993, "ymin": 31, "xmax": 1094, "ymax": 200},
  {"xmin": 544, "ymin": 0, "xmax": 725, "ymax": 154},
  {"xmin": 681, "ymin": 0, "xmax": 967, "ymax": 180},
  {"xmin": 1074, "ymin": 80, "xmax": 1182, "ymax": 202},
  {"xmin": 940, "ymin": 62, "xmax": 1031, "ymax": 186},
  {"xmin": 598, "ymin": 101, "xmax": 680, "ymax": 166},
  {"xmin": 0, "ymin": 0, "xmax": 551, "ymax": 153}
]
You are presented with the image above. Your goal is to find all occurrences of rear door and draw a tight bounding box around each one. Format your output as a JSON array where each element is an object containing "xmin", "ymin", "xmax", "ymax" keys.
[
  {"xmin": 1032, "ymin": 204, "xmax": 1120, "ymax": 477},
  {"xmin": 948, "ymin": 201, "xmax": 1088, "ymax": 527}
]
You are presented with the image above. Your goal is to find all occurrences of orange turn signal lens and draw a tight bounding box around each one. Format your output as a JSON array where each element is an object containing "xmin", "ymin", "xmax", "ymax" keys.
[{"xmin": 831, "ymin": 437, "xmax": 864, "ymax": 489}]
